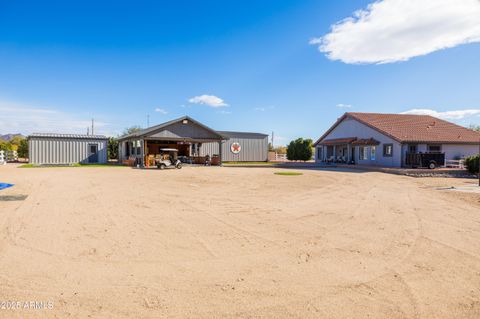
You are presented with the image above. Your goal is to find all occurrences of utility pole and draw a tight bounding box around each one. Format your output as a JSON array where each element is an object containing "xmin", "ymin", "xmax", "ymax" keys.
[
  {"xmin": 91, "ymin": 118, "xmax": 94, "ymax": 135},
  {"xmin": 87, "ymin": 127, "xmax": 90, "ymax": 135}
]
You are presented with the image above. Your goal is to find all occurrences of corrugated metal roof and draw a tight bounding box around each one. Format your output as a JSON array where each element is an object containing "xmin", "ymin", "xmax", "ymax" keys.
[
  {"xmin": 29, "ymin": 133, "xmax": 108, "ymax": 139},
  {"xmin": 218, "ymin": 131, "xmax": 269, "ymax": 138},
  {"xmin": 118, "ymin": 116, "xmax": 224, "ymax": 141}
]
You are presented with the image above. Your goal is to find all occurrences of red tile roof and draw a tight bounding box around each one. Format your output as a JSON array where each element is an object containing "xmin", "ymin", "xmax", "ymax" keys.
[
  {"xmin": 351, "ymin": 138, "xmax": 380, "ymax": 145},
  {"xmin": 319, "ymin": 137, "xmax": 357, "ymax": 145},
  {"xmin": 314, "ymin": 112, "xmax": 480, "ymax": 146}
]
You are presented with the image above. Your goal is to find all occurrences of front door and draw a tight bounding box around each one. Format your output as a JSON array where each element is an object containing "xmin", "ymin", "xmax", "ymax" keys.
[
  {"xmin": 408, "ymin": 144, "xmax": 418, "ymax": 153},
  {"xmin": 88, "ymin": 144, "xmax": 98, "ymax": 163},
  {"xmin": 351, "ymin": 147, "xmax": 355, "ymax": 164}
]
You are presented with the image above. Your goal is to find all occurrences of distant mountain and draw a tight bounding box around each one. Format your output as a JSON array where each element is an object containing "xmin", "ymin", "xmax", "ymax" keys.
[{"xmin": 0, "ymin": 133, "xmax": 25, "ymax": 141}]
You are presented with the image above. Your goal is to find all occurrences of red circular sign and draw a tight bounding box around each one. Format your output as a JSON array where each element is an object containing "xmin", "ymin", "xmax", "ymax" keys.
[{"xmin": 230, "ymin": 142, "xmax": 241, "ymax": 154}]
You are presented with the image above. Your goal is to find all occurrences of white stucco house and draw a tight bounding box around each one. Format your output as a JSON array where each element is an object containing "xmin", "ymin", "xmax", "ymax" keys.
[{"xmin": 314, "ymin": 112, "xmax": 480, "ymax": 168}]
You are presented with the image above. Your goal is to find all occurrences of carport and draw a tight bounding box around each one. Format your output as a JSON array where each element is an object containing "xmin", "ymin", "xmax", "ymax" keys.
[{"xmin": 118, "ymin": 116, "xmax": 225, "ymax": 167}]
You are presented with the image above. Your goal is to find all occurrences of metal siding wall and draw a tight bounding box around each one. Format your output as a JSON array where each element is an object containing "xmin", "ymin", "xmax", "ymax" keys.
[
  {"xmin": 201, "ymin": 136, "xmax": 268, "ymax": 161},
  {"xmin": 199, "ymin": 142, "xmax": 220, "ymax": 157},
  {"xmin": 28, "ymin": 138, "xmax": 108, "ymax": 164}
]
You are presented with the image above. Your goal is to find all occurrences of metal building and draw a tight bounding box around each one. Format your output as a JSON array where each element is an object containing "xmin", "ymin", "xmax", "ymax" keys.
[
  {"xmin": 118, "ymin": 116, "xmax": 268, "ymax": 165},
  {"xmin": 200, "ymin": 131, "xmax": 269, "ymax": 162},
  {"xmin": 28, "ymin": 133, "xmax": 108, "ymax": 165}
]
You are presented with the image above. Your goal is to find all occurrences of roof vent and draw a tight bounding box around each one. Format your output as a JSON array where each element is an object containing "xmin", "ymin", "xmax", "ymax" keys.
[{"xmin": 182, "ymin": 119, "xmax": 188, "ymax": 124}]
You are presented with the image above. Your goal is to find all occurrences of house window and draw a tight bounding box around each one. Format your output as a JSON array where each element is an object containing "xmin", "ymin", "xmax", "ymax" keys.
[
  {"xmin": 317, "ymin": 147, "xmax": 322, "ymax": 160},
  {"xmin": 427, "ymin": 145, "xmax": 441, "ymax": 153},
  {"xmin": 383, "ymin": 144, "xmax": 393, "ymax": 157},
  {"xmin": 359, "ymin": 146, "xmax": 368, "ymax": 160},
  {"xmin": 136, "ymin": 140, "xmax": 142, "ymax": 155},
  {"xmin": 408, "ymin": 144, "xmax": 418, "ymax": 153},
  {"xmin": 370, "ymin": 146, "xmax": 376, "ymax": 161}
]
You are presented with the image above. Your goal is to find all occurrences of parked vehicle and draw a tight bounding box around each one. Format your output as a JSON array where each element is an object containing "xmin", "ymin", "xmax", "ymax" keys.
[
  {"xmin": 405, "ymin": 152, "xmax": 445, "ymax": 169},
  {"xmin": 155, "ymin": 148, "xmax": 182, "ymax": 170}
]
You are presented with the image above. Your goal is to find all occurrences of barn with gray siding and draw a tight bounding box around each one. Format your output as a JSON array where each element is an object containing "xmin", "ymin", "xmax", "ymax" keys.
[
  {"xmin": 200, "ymin": 131, "xmax": 268, "ymax": 162},
  {"xmin": 118, "ymin": 116, "xmax": 268, "ymax": 165},
  {"xmin": 28, "ymin": 133, "xmax": 108, "ymax": 165}
]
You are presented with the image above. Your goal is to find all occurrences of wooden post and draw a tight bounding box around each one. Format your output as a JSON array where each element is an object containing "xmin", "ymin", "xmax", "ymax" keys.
[
  {"xmin": 140, "ymin": 139, "xmax": 145, "ymax": 168},
  {"xmin": 144, "ymin": 140, "xmax": 148, "ymax": 167}
]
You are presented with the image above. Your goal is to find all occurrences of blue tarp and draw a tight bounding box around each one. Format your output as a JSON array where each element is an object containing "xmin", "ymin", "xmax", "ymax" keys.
[{"xmin": 0, "ymin": 183, "xmax": 13, "ymax": 190}]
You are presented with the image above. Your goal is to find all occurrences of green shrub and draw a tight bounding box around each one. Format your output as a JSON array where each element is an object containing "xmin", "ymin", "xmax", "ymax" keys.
[
  {"xmin": 17, "ymin": 139, "xmax": 28, "ymax": 158},
  {"xmin": 286, "ymin": 138, "xmax": 313, "ymax": 161},
  {"xmin": 464, "ymin": 154, "xmax": 479, "ymax": 174},
  {"xmin": 107, "ymin": 137, "xmax": 119, "ymax": 160}
]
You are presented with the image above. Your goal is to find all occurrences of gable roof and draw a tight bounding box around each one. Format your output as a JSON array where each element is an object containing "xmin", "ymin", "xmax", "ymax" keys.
[
  {"xmin": 314, "ymin": 112, "xmax": 480, "ymax": 146},
  {"xmin": 118, "ymin": 116, "xmax": 224, "ymax": 141}
]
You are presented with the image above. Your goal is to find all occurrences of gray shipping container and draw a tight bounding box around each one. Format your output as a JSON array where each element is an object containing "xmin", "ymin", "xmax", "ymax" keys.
[
  {"xmin": 200, "ymin": 131, "xmax": 269, "ymax": 162},
  {"xmin": 28, "ymin": 133, "xmax": 108, "ymax": 165}
]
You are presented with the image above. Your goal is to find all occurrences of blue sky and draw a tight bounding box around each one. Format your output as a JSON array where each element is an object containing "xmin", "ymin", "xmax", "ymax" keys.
[{"xmin": 0, "ymin": 0, "xmax": 479, "ymax": 144}]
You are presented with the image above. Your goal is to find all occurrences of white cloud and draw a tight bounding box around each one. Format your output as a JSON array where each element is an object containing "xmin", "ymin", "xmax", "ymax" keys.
[
  {"xmin": 254, "ymin": 106, "xmax": 275, "ymax": 112},
  {"xmin": 401, "ymin": 108, "xmax": 480, "ymax": 120},
  {"xmin": 188, "ymin": 94, "xmax": 228, "ymax": 108},
  {"xmin": 310, "ymin": 0, "xmax": 480, "ymax": 64},
  {"xmin": 0, "ymin": 100, "xmax": 111, "ymax": 135},
  {"xmin": 218, "ymin": 110, "xmax": 231, "ymax": 115},
  {"xmin": 336, "ymin": 103, "xmax": 352, "ymax": 109},
  {"xmin": 154, "ymin": 108, "xmax": 168, "ymax": 114}
]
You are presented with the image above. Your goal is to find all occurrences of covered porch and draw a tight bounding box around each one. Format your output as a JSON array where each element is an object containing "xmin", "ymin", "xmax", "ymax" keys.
[
  {"xmin": 317, "ymin": 137, "xmax": 380, "ymax": 164},
  {"xmin": 317, "ymin": 137, "xmax": 356, "ymax": 164}
]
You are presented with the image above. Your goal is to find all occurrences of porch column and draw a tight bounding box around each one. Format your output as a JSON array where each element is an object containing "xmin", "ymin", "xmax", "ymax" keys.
[
  {"xmin": 140, "ymin": 139, "xmax": 145, "ymax": 167},
  {"xmin": 218, "ymin": 140, "xmax": 223, "ymax": 166},
  {"xmin": 333, "ymin": 145, "xmax": 336, "ymax": 160},
  {"xmin": 117, "ymin": 142, "xmax": 122, "ymax": 163},
  {"xmin": 144, "ymin": 140, "xmax": 149, "ymax": 167},
  {"xmin": 347, "ymin": 144, "xmax": 351, "ymax": 163}
]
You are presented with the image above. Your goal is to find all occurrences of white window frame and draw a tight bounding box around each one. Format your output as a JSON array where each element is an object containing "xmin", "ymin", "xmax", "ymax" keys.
[
  {"xmin": 383, "ymin": 144, "xmax": 393, "ymax": 157},
  {"xmin": 359, "ymin": 146, "xmax": 369, "ymax": 160}
]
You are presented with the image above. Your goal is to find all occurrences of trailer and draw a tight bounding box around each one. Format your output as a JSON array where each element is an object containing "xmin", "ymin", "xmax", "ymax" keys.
[{"xmin": 405, "ymin": 152, "xmax": 445, "ymax": 169}]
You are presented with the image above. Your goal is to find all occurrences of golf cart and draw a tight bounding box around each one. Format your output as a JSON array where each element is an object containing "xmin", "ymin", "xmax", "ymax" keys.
[{"xmin": 155, "ymin": 148, "xmax": 182, "ymax": 170}]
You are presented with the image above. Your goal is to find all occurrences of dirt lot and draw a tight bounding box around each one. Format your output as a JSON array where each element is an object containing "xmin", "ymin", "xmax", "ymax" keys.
[{"xmin": 0, "ymin": 164, "xmax": 479, "ymax": 318}]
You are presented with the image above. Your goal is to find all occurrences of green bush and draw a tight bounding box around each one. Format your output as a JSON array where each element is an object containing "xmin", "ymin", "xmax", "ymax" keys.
[
  {"xmin": 107, "ymin": 137, "xmax": 119, "ymax": 160},
  {"xmin": 464, "ymin": 154, "xmax": 479, "ymax": 174},
  {"xmin": 17, "ymin": 139, "xmax": 28, "ymax": 158},
  {"xmin": 287, "ymin": 138, "xmax": 313, "ymax": 161}
]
